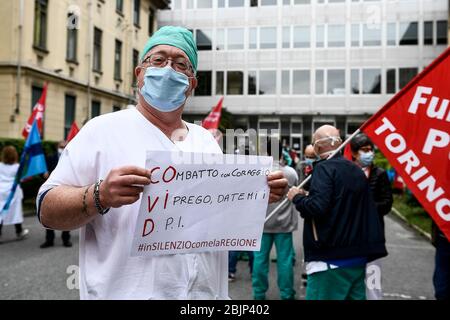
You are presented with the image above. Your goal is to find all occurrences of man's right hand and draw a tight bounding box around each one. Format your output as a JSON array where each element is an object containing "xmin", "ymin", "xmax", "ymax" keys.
[{"xmin": 99, "ymin": 166, "xmax": 151, "ymax": 208}]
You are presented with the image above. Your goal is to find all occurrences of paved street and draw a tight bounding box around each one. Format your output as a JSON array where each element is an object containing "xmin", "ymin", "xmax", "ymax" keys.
[{"xmin": 0, "ymin": 213, "xmax": 436, "ymax": 300}]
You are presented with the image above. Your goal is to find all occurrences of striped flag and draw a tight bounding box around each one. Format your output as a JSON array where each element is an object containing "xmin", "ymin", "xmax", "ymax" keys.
[{"xmin": 1, "ymin": 120, "xmax": 48, "ymax": 214}]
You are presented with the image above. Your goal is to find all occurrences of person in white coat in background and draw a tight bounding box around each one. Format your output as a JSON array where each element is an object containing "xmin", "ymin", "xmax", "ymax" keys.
[{"xmin": 0, "ymin": 146, "xmax": 29, "ymax": 241}]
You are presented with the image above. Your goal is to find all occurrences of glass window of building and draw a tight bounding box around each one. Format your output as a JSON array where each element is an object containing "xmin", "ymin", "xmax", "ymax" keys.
[
  {"xmin": 114, "ymin": 39, "xmax": 122, "ymax": 80},
  {"xmin": 228, "ymin": 28, "xmax": 244, "ymax": 50},
  {"xmin": 64, "ymin": 95, "xmax": 76, "ymax": 139},
  {"xmin": 424, "ymin": 21, "xmax": 433, "ymax": 45},
  {"xmin": 327, "ymin": 69, "xmax": 346, "ymax": 95},
  {"xmin": 293, "ymin": 26, "xmax": 310, "ymax": 48},
  {"xmin": 133, "ymin": 0, "xmax": 140, "ymax": 26},
  {"xmin": 230, "ymin": 0, "xmax": 245, "ymax": 7},
  {"xmin": 295, "ymin": 0, "xmax": 311, "ymax": 4},
  {"xmin": 216, "ymin": 29, "xmax": 225, "ymax": 50},
  {"xmin": 282, "ymin": 26, "xmax": 291, "ymax": 48},
  {"xmin": 197, "ymin": 0, "xmax": 212, "ymax": 8},
  {"xmin": 399, "ymin": 22, "xmax": 418, "ymax": 45},
  {"xmin": 436, "ymin": 21, "xmax": 448, "ymax": 45},
  {"xmin": 196, "ymin": 29, "xmax": 212, "ymax": 50},
  {"xmin": 91, "ymin": 101, "xmax": 101, "ymax": 118},
  {"xmin": 362, "ymin": 69, "xmax": 381, "ymax": 94},
  {"xmin": 261, "ymin": 0, "xmax": 277, "ymax": 5},
  {"xmin": 350, "ymin": 69, "xmax": 359, "ymax": 94},
  {"xmin": 250, "ymin": 0, "xmax": 259, "ymax": 7},
  {"xmin": 351, "ymin": 24, "xmax": 360, "ymax": 47},
  {"xmin": 66, "ymin": 13, "xmax": 78, "ymax": 62},
  {"xmin": 316, "ymin": 25, "xmax": 325, "ymax": 48},
  {"xmin": 281, "ymin": 70, "xmax": 290, "ymax": 94},
  {"xmin": 249, "ymin": 27, "xmax": 257, "ymax": 49},
  {"xmin": 328, "ymin": 24, "xmax": 345, "ymax": 47},
  {"xmin": 227, "ymin": 71, "xmax": 244, "ymax": 95},
  {"xmin": 216, "ymin": 71, "xmax": 224, "ymax": 95},
  {"xmin": 259, "ymin": 71, "xmax": 277, "ymax": 95},
  {"xmin": 187, "ymin": 0, "xmax": 194, "ymax": 9},
  {"xmin": 195, "ymin": 71, "xmax": 212, "ymax": 96},
  {"xmin": 172, "ymin": 0, "xmax": 181, "ymax": 9},
  {"xmin": 218, "ymin": 0, "xmax": 225, "ymax": 8},
  {"xmin": 386, "ymin": 68, "xmax": 396, "ymax": 94},
  {"xmin": 260, "ymin": 27, "xmax": 277, "ymax": 49},
  {"xmin": 363, "ymin": 24, "xmax": 382, "ymax": 46},
  {"xmin": 293, "ymin": 70, "xmax": 310, "ymax": 94},
  {"xmin": 248, "ymin": 71, "xmax": 257, "ymax": 95},
  {"xmin": 387, "ymin": 23, "xmax": 396, "ymax": 46},
  {"xmin": 93, "ymin": 27, "xmax": 102, "ymax": 72},
  {"xmin": 315, "ymin": 69, "xmax": 324, "ymax": 94},
  {"xmin": 399, "ymin": 68, "xmax": 418, "ymax": 89},
  {"xmin": 283, "ymin": 0, "xmax": 291, "ymax": 4},
  {"xmin": 34, "ymin": 0, "xmax": 48, "ymax": 49}
]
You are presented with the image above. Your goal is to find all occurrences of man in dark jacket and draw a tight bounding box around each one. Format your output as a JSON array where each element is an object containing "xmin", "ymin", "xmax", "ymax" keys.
[
  {"xmin": 350, "ymin": 133, "xmax": 393, "ymax": 300},
  {"xmin": 287, "ymin": 125, "xmax": 387, "ymax": 300}
]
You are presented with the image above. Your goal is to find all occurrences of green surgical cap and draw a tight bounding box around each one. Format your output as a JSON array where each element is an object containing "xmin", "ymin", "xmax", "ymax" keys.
[{"xmin": 140, "ymin": 26, "xmax": 198, "ymax": 71}]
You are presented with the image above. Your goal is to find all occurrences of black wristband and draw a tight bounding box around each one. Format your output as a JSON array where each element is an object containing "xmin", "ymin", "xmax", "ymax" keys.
[{"xmin": 93, "ymin": 180, "xmax": 110, "ymax": 216}]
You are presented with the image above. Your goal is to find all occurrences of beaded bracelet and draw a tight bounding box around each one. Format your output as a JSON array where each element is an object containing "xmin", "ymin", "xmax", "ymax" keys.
[{"xmin": 93, "ymin": 180, "xmax": 110, "ymax": 216}]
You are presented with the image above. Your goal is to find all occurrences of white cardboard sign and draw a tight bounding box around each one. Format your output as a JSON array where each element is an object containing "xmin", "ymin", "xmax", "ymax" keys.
[{"xmin": 131, "ymin": 151, "xmax": 273, "ymax": 257}]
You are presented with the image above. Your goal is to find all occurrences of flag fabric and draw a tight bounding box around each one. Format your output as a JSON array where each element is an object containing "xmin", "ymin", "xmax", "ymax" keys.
[
  {"xmin": 360, "ymin": 47, "xmax": 450, "ymax": 240},
  {"xmin": 66, "ymin": 121, "xmax": 79, "ymax": 143},
  {"xmin": 343, "ymin": 143, "xmax": 353, "ymax": 161},
  {"xmin": 202, "ymin": 97, "xmax": 223, "ymax": 130},
  {"xmin": 22, "ymin": 82, "xmax": 48, "ymax": 139},
  {"xmin": 2, "ymin": 120, "xmax": 48, "ymax": 213}
]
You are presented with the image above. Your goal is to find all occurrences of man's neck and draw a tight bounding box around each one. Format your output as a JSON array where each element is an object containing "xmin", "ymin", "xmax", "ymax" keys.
[{"xmin": 136, "ymin": 103, "xmax": 188, "ymax": 141}]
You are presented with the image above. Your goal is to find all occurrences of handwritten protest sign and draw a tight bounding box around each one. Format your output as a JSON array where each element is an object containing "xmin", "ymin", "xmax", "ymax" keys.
[{"xmin": 131, "ymin": 151, "xmax": 273, "ymax": 256}]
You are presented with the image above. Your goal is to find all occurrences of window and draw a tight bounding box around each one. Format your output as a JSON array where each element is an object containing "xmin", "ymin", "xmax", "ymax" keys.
[
  {"xmin": 113, "ymin": 106, "xmax": 121, "ymax": 112},
  {"xmin": 132, "ymin": 49, "xmax": 139, "ymax": 85},
  {"xmin": 197, "ymin": 0, "xmax": 212, "ymax": 8},
  {"xmin": 249, "ymin": 28, "xmax": 257, "ymax": 49},
  {"xmin": 116, "ymin": 0, "xmax": 124, "ymax": 13},
  {"xmin": 424, "ymin": 21, "xmax": 433, "ymax": 45},
  {"xmin": 148, "ymin": 8, "xmax": 155, "ymax": 36},
  {"xmin": 216, "ymin": 71, "xmax": 224, "ymax": 95},
  {"xmin": 295, "ymin": 0, "xmax": 311, "ymax": 3},
  {"xmin": 93, "ymin": 27, "xmax": 102, "ymax": 72},
  {"xmin": 293, "ymin": 70, "xmax": 310, "ymax": 94},
  {"xmin": 227, "ymin": 71, "xmax": 244, "ymax": 95},
  {"xmin": 363, "ymin": 24, "xmax": 381, "ymax": 46},
  {"xmin": 186, "ymin": 0, "xmax": 194, "ymax": 9},
  {"xmin": 362, "ymin": 69, "xmax": 381, "ymax": 94},
  {"xmin": 328, "ymin": 24, "xmax": 345, "ymax": 47},
  {"xmin": 386, "ymin": 68, "xmax": 396, "ymax": 94},
  {"xmin": 282, "ymin": 26, "xmax": 291, "ymax": 48},
  {"xmin": 216, "ymin": 29, "xmax": 225, "ymax": 50},
  {"xmin": 316, "ymin": 25, "xmax": 325, "ymax": 48},
  {"xmin": 195, "ymin": 71, "xmax": 212, "ymax": 96},
  {"xmin": 91, "ymin": 101, "xmax": 101, "ymax": 119},
  {"xmin": 437, "ymin": 21, "xmax": 448, "ymax": 45},
  {"xmin": 66, "ymin": 13, "xmax": 78, "ymax": 61},
  {"xmin": 196, "ymin": 29, "xmax": 212, "ymax": 51},
  {"xmin": 387, "ymin": 23, "xmax": 396, "ymax": 46},
  {"xmin": 250, "ymin": 0, "xmax": 258, "ymax": 6},
  {"xmin": 327, "ymin": 69, "xmax": 345, "ymax": 95},
  {"xmin": 315, "ymin": 70, "xmax": 324, "ymax": 94},
  {"xmin": 248, "ymin": 71, "xmax": 257, "ymax": 95},
  {"xmin": 399, "ymin": 22, "xmax": 418, "ymax": 45},
  {"xmin": 260, "ymin": 27, "xmax": 277, "ymax": 49},
  {"xmin": 230, "ymin": 0, "xmax": 245, "ymax": 7},
  {"xmin": 114, "ymin": 39, "xmax": 122, "ymax": 80},
  {"xmin": 133, "ymin": 0, "xmax": 140, "ymax": 26},
  {"xmin": 261, "ymin": 0, "xmax": 277, "ymax": 5},
  {"xmin": 350, "ymin": 69, "xmax": 359, "ymax": 94},
  {"xmin": 218, "ymin": 0, "xmax": 225, "ymax": 7},
  {"xmin": 283, "ymin": 0, "xmax": 291, "ymax": 4},
  {"xmin": 281, "ymin": 70, "xmax": 290, "ymax": 94},
  {"xmin": 293, "ymin": 26, "xmax": 310, "ymax": 48},
  {"xmin": 33, "ymin": 0, "xmax": 48, "ymax": 49},
  {"xmin": 228, "ymin": 28, "xmax": 244, "ymax": 50},
  {"xmin": 31, "ymin": 86, "xmax": 43, "ymax": 112},
  {"xmin": 351, "ymin": 24, "xmax": 360, "ymax": 47},
  {"xmin": 259, "ymin": 71, "xmax": 276, "ymax": 95},
  {"xmin": 172, "ymin": 0, "xmax": 181, "ymax": 9},
  {"xmin": 399, "ymin": 68, "xmax": 418, "ymax": 89},
  {"xmin": 64, "ymin": 95, "xmax": 76, "ymax": 139}
]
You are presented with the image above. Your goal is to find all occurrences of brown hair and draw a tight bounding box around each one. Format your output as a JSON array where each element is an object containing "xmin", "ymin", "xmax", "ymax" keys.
[{"xmin": 1, "ymin": 146, "xmax": 19, "ymax": 165}]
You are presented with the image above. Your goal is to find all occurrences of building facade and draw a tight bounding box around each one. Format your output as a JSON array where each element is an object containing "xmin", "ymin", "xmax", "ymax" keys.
[
  {"xmin": 159, "ymin": 0, "xmax": 448, "ymax": 154},
  {"xmin": 0, "ymin": 0, "xmax": 168, "ymax": 141}
]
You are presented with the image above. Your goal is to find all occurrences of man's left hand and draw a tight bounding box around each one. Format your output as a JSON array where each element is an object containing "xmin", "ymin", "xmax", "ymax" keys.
[{"xmin": 267, "ymin": 171, "xmax": 288, "ymax": 203}]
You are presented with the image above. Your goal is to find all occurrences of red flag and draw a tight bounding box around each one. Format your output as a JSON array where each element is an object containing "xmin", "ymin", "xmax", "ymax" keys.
[
  {"xmin": 343, "ymin": 143, "xmax": 353, "ymax": 161},
  {"xmin": 202, "ymin": 97, "xmax": 224, "ymax": 130},
  {"xmin": 66, "ymin": 121, "xmax": 79, "ymax": 143},
  {"xmin": 22, "ymin": 82, "xmax": 48, "ymax": 138},
  {"xmin": 360, "ymin": 48, "xmax": 450, "ymax": 240}
]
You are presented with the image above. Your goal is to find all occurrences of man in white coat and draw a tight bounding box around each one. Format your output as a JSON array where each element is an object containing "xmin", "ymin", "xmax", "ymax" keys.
[{"xmin": 36, "ymin": 26, "xmax": 288, "ymax": 300}]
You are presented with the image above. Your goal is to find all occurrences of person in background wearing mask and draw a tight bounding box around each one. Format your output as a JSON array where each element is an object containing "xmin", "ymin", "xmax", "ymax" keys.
[
  {"xmin": 0, "ymin": 146, "xmax": 29, "ymax": 241},
  {"xmin": 287, "ymin": 125, "xmax": 387, "ymax": 300},
  {"xmin": 40, "ymin": 140, "xmax": 72, "ymax": 248},
  {"xmin": 296, "ymin": 144, "xmax": 316, "ymax": 184},
  {"xmin": 252, "ymin": 141, "xmax": 298, "ymax": 300},
  {"xmin": 350, "ymin": 133, "xmax": 393, "ymax": 300},
  {"xmin": 35, "ymin": 26, "xmax": 288, "ymax": 300}
]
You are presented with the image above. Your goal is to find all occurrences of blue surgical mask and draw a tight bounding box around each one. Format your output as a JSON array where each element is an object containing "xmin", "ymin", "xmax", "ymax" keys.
[
  {"xmin": 359, "ymin": 151, "xmax": 374, "ymax": 167},
  {"xmin": 304, "ymin": 158, "xmax": 315, "ymax": 166},
  {"xmin": 140, "ymin": 66, "xmax": 190, "ymax": 112}
]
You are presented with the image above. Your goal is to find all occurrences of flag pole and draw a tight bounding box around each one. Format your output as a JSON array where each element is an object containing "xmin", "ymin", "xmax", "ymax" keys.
[{"xmin": 265, "ymin": 128, "xmax": 361, "ymax": 223}]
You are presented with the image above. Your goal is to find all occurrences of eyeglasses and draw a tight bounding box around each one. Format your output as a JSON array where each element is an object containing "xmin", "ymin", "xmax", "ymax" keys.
[{"xmin": 142, "ymin": 54, "xmax": 194, "ymax": 75}]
